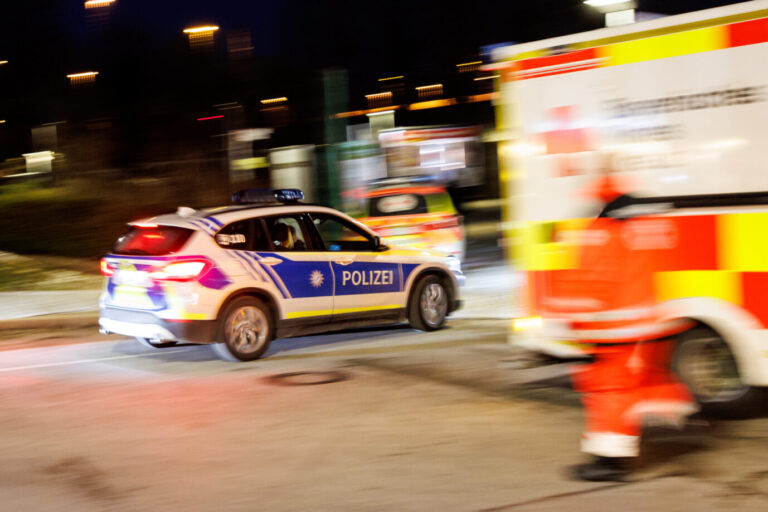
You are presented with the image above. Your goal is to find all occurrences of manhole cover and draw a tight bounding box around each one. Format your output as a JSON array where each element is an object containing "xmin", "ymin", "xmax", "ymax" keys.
[{"xmin": 265, "ymin": 370, "xmax": 350, "ymax": 386}]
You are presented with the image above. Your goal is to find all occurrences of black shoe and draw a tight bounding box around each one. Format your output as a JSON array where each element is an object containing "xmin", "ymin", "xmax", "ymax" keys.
[{"xmin": 570, "ymin": 456, "xmax": 630, "ymax": 482}]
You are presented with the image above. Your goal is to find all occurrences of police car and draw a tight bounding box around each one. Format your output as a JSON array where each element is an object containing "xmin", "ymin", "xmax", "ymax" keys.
[{"xmin": 99, "ymin": 189, "xmax": 464, "ymax": 361}]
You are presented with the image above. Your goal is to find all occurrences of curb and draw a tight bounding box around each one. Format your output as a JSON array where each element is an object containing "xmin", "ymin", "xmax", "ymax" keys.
[{"xmin": 0, "ymin": 313, "xmax": 100, "ymax": 331}]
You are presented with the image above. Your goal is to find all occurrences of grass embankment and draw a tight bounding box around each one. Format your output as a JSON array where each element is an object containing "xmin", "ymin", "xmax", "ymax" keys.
[{"xmin": 0, "ymin": 251, "xmax": 103, "ymax": 291}]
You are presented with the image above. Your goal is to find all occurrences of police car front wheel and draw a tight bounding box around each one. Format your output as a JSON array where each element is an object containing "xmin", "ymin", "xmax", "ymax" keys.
[
  {"xmin": 212, "ymin": 297, "xmax": 274, "ymax": 362},
  {"xmin": 409, "ymin": 275, "xmax": 449, "ymax": 331}
]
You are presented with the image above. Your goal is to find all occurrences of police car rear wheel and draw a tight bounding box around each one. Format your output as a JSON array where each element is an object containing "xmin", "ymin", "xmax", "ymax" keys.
[
  {"xmin": 135, "ymin": 337, "xmax": 176, "ymax": 349},
  {"xmin": 213, "ymin": 297, "xmax": 273, "ymax": 362},
  {"xmin": 409, "ymin": 275, "xmax": 448, "ymax": 331}
]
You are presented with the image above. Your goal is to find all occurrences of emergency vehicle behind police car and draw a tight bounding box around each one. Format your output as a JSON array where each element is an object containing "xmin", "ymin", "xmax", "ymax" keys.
[
  {"xmin": 492, "ymin": 1, "xmax": 768, "ymax": 415},
  {"xmin": 99, "ymin": 189, "xmax": 463, "ymax": 362}
]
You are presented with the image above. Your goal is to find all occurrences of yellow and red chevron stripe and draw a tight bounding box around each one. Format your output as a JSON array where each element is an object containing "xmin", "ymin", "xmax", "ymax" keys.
[
  {"xmin": 504, "ymin": 16, "xmax": 768, "ymax": 82},
  {"xmin": 527, "ymin": 212, "xmax": 768, "ymax": 328}
]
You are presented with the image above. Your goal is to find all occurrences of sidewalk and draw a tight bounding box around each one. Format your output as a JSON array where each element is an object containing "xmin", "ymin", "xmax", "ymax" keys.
[{"xmin": 0, "ymin": 290, "xmax": 101, "ymax": 331}]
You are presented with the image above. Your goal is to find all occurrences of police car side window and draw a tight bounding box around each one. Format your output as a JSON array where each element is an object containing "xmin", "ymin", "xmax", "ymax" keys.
[
  {"xmin": 263, "ymin": 216, "xmax": 309, "ymax": 252},
  {"xmin": 215, "ymin": 220, "xmax": 252, "ymax": 250},
  {"xmin": 310, "ymin": 214, "xmax": 376, "ymax": 252}
]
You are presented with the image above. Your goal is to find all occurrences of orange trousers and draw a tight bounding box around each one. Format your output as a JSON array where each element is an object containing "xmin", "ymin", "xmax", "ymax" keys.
[{"xmin": 571, "ymin": 339, "xmax": 696, "ymax": 457}]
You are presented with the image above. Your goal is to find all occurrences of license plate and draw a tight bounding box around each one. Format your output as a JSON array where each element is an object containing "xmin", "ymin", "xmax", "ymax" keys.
[{"xmin": 114, "ymin": 270, "xmax": 150, "ymax": 287}]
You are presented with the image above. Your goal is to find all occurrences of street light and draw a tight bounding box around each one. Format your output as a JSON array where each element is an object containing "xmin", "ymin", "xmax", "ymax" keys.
[
  {"xmin": 84, "ymin": 0, "xmax": 115, "ymax": 7},
  {"xmin": 584, "ymin": 0, "xmax": 637, "ymax": 27},
  {"xmin": 183, "ymin": 25, "xmax": 219, "ymax": 48},
  {"xmin": 67, "ymin": 71, "xmax": 99, "ymax": 85},
  {"xmin": 183, "ymin": 25, "xmax": 220, "ymax": 34}
]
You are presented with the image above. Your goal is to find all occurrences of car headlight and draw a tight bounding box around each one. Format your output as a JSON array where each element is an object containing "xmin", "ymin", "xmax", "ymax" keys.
[{"xmin": 446, "ymin": 255, "xmax": 461, "ymax": 272}]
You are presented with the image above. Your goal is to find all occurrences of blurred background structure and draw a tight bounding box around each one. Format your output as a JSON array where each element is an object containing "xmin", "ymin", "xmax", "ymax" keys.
[{"xmin": 0, "ymin": 0, "xmax": 742, "ymax": 258}]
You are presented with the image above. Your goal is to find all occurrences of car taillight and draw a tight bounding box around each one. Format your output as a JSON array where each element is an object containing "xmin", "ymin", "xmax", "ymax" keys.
[
  {"xmin": 100, "ymin": 258, "xmax": 116, "ymax": 277},
  {"xmin": 149, "ymin": 260, "xmax": 211, "ymax": 282}
]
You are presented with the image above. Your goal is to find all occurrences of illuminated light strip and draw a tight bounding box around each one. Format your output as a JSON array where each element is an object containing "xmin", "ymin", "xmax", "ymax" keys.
[
  {"xmin": 84, "ymin": 0, "xmax": 115, "ymax": 8},
  {"xmin": 456, "ymin": 60, "xmax": 482, "ymax": 67},
  {"xmin": 196, "ymin": 115, "xmax": 224, "ymax": 121},
  {"xmin": 408, "ymin": 98, "xmax": 457, "ymax": 111},
  {"xmin": 415, "ymin": 84, "xmax": 443, "ymax": 90},
  {"xmin": 285, "ymin": 304, "xmax": 401, "ymax": 320},
  {"xmin": 260, "ymin": 97, "xmax": 288, "ymax": 104},
  {"xmin": 465, "ymin": 92, "xmax": 497, "ymax": 102},
  {"xmin": 67, "ymin": 71, "xmax": 99, "ymax": 78},
  {"xmin": 334, "ymin": 106, "xmax": 402, "ymax": 118},
  {"xmin": 183, "ymin": 26, "xmax": 220, "ymax": 34},
  {"xmin": 0, "ymin": 60, "xmax": 8, "ymax": 65},
  {"xmin": 378, "ymin": 75, "xmax": 404, "ymax": 81}
]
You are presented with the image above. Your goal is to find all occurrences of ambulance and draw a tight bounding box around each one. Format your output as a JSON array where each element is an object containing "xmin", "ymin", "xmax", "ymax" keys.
[{"xmin": 492, "ymin": 1, "xmax": 768, "ymax": 414}]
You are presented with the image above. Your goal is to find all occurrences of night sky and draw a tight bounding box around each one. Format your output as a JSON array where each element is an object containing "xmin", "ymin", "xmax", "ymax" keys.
[
  {"xmin": 0, "ymin": 0, "xmax": 749, "ymax": 152},
  {"xmin": 0, "ymin": 1, "xmax": 746, "ymax": 78}
]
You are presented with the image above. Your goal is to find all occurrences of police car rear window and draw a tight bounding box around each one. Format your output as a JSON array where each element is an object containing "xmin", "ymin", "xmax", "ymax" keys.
[
  {"xmin": 113, "ymin": 226, "xmax": 194, "ymax": 256},
  {"xmin": 369, "ymin": 194, "xmax": 428, "ymax": 216}
]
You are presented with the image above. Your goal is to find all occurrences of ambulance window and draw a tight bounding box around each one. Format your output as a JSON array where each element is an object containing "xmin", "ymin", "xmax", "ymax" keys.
[
  {"xmin": 309, "ymin": 214, "xmax": 376, "ymax": 252},
  {"xmin": 262, "ymin": 216, "xmax": 309, "ymax": 252}
]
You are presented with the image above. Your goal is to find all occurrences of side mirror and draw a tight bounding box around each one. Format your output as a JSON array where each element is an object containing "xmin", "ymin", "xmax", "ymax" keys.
[{"xmin": 373, "ymin": 236, "xmax": 388, "ymax": 252}]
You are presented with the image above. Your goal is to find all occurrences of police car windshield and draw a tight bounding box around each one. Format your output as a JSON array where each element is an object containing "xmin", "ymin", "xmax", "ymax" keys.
[{"xmin": 113, "ymin": 226, "xmax": 194, "ymax": 256}]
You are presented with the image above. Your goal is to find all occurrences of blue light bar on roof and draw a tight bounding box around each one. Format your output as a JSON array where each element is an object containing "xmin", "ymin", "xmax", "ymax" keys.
[{"xmin": 231, "ymin": 188, "xmax": 304, "ymax": 204}]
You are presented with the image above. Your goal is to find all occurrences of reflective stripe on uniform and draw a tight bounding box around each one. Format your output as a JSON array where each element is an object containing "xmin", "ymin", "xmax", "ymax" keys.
[
  {"xmin": 581, "ymin": 432, "xmax": 640, "ymax": 458},
  {"xmin": 573, "ymin": 318, "xmax": 694, "ymax": 343}
]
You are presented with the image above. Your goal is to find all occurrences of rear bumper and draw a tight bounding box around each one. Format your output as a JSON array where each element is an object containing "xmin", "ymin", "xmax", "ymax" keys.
[{"xmin": 99, "ymin": 307, "xmax": 218, "ymax": 343}]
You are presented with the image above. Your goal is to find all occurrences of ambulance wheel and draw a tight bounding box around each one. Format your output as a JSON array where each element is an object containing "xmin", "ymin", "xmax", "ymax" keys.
[
  {"xmin": 673, "ymin": 326, "xmax": 766, "ymax": 418},
  {"xmin": 135, "ymin": 337, "xmax": 176, "ymax": 349},
  {"xmin": 409, "ymin": 275, "xmax": 449, "ymax": 331},
  {"xmin": 212, "ymin": 297, "xmax": 274, "ymax": 362}
]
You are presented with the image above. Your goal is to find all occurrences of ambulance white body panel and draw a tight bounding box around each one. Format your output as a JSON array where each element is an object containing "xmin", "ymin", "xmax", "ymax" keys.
[{"xmin": 493, "ymin": 1, "xmax": 768, "ymax": 410}]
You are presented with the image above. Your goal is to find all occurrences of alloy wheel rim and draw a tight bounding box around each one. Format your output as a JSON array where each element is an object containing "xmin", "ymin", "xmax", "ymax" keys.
[
  {"xmin": 227, "ymin": 306, "xmax": 268, "ymax": 354},
  {"xmin": 420, "ymin": 282, "xmax": 448, "ymax": 328}
]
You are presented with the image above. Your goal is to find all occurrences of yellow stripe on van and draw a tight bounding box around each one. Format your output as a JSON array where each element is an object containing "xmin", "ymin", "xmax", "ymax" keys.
[
  {"xmin": 654, "ymin": 270, "xmax": 742, "ymax": 305},
  {"xmin": 718, "ymin": 213, "xmax": 768, "ymax": 272},
  {"xmin": 600, "ymin": 26, "xmax": 727, "ymax": 67}
]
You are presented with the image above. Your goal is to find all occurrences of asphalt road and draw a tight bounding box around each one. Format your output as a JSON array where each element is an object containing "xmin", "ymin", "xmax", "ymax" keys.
[{"xmin": 0, "ymin": 315, "xmax": 767, "ymax": 511}]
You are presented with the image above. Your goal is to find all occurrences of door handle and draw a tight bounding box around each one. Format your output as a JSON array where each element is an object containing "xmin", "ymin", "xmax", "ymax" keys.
[
  {"xmin": 260, "ymin": 257, "xmax": 283, "ymax": 266},
  {"xmin": 335, "ymin": 257, "xmax": 355, "ymax": 266}
]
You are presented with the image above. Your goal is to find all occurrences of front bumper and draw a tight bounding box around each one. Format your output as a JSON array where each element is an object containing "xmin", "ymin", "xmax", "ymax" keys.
[{"xmin": 99, "ymin": 307, "xmax": 218, "ymax": 343}]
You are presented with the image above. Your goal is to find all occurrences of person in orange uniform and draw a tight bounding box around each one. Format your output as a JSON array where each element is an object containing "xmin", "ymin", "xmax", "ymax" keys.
[{"xmin": 559, "ymin": 171, "xmax": 698, "ymax": 481}]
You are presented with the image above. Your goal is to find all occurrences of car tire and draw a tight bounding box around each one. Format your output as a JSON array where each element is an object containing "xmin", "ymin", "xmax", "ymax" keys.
[
  {"xmin": 408, "ymin": 275, "xmax": 449, "ymax": 332},
  {"xmin": 135, "ymin": 337, "xmax": 176, "ymax": 349},
  {"xmin": 212, "ymin": 297, "xmax": 274, "ymax": 362},
  {"xmin": 673, "ymin": 326, "xmax": 766, "ymax": 418}
]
